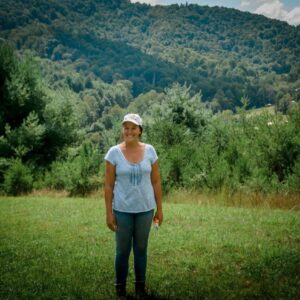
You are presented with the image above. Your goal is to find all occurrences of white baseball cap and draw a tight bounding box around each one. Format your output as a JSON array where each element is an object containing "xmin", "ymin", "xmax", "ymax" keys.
[{"xmin": 122, "ymin": 113, "xmax": 142, "ymax": 127}]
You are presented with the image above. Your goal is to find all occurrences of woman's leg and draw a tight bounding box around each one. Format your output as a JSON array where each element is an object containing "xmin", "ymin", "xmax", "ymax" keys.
[
  {"xmin": 114, "ymin": 210, "xmax": 134, "ymax": 286},
  {"xmin": 133, "ymin": 210, "xmax": 154, "ymax": 283}
]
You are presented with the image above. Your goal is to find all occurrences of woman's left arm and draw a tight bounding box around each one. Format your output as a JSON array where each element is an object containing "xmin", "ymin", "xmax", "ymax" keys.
[{"xmin": 151, "ymin": 161, "xmax": 163, "ymax": 225}]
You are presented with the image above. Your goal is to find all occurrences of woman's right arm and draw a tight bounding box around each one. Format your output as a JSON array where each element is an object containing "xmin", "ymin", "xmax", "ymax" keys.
[{"xmin": 104, "ymin": 161, "xmax": 117, "ymax": 232}]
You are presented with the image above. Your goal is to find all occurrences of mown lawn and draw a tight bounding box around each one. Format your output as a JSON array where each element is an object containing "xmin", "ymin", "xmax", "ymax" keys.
[{"xmin": 0, "ymin": 196, "xmax": 299, "ymax": 299}]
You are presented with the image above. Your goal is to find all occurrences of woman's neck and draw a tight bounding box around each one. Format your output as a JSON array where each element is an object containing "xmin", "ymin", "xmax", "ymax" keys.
[{"xmin": 123, "ymin": 141, "xmax": 141, "ymax": 149}]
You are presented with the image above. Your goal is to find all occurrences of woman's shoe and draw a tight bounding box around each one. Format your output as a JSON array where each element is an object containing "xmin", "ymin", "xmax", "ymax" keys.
[
  {"xmin": 135, "ymin": 281, "xmax": 147, "ymax": 299},
  {"xmin": 115, "ymin": 283, "xmax": 126, "ymax": 299}
]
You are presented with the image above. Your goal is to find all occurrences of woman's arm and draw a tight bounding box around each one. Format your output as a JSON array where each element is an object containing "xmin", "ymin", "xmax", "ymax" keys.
[
  {"xmin": 104, "ymin": 161, "xmax": 117, "ymax": 231},
  {"xmin": 151, "ymin": 161, "xmax": 163, "ymax": 225}
]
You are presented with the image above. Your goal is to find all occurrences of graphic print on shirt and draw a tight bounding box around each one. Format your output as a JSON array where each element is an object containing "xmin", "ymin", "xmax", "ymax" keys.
[{"xmin": 130, "ymin": 164, "xmax": 142, "ymax": 186}]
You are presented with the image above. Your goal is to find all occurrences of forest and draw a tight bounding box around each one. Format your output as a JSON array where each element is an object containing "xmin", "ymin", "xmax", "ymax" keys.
[
  {"xmin": 1, "ymin": 0, "xmax": 300, "ymax": 109},
  {"xmin": 0, "ymin": 0, "xmax": 299, "ymax": 197}
]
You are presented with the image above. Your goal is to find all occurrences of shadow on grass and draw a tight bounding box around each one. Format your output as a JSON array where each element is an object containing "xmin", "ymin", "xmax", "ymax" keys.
[{"xmin": 124, "ymin": 292, "xmax": 170, "ymax": 300}]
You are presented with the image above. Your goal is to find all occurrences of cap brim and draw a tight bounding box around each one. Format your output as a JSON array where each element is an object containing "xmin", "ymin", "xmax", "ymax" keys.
[{"xmin": 122, "ymin": 119, "xmax": 140, "ymax": 126}]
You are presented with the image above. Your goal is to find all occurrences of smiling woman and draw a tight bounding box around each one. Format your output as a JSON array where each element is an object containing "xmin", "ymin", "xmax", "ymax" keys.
[{"xmin": 104, "ymin": 113, "xmax": 163, "ymax": 298}]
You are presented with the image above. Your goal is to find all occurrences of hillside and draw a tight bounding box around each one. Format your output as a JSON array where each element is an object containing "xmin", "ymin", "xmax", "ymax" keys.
[{"xmin": 0, "ymin": 0, "xmax": 300, "ymax": 110}]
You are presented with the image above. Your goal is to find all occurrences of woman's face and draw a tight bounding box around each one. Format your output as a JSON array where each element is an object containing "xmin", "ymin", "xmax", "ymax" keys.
[{"xmin": 122, "ymin": 122, "xmax": 141, "ymax": 142}]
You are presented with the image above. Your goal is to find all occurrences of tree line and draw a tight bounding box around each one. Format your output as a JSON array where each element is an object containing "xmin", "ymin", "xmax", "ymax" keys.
[{"xmin": 0, "ymin": 44, "xmax": 299, "ymax": 196}]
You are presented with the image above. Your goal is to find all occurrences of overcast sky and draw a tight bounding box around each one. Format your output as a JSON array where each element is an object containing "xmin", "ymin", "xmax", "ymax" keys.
[{"xmin": 130, "ymin": 0, "xmax": 300, "ymax": 25}]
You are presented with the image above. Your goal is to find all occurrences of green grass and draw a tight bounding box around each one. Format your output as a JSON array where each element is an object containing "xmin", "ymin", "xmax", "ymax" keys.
[{"xmin": 0, "ymin": 196, "xmax": 299, "ymax": 300}]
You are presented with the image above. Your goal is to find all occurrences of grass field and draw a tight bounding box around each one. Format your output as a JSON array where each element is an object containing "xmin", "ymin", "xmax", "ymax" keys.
[{"xmin": 0, "ymin": 196, "xmax": 299, "ymax": 299}]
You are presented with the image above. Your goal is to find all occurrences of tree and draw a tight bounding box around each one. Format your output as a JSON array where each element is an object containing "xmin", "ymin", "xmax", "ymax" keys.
[
  {"xmin": 0, "ymin": 43, "xmax": 46, "ymax": 135},
  {"xmin": 152, "ymin": 83, "xmax": 211, "ymax": 133},
  {"xmin": 0, "ymin": 43, "xmax": 81, "ymax": 192}
]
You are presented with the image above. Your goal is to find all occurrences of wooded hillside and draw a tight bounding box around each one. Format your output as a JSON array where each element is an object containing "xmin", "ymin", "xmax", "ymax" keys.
[{"xmin": 1, "ymin": 0, "xmax": 299, "ymax": 110}]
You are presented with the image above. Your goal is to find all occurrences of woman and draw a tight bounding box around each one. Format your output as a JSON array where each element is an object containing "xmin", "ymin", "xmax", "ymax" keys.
[{"xmin": 104, "ymin": 113, "xmax": 163, "ymax": 298}]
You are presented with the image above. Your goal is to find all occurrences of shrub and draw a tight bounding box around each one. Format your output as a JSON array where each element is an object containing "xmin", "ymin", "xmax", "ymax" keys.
[
  {"xmin": 66, "ymin": 156, "xmax": 101, "ymax": 197},
  {"xmin": 285, "ymin": 158, "xmax": 300, "ymax": 193},
  {"xmin": 45, "ymin": 143, "xmax": 102, "ymax": 196},
  {"xmin": 44, "ymin": 160, "xmax": 72, "ymax": 190},
  {"xmin": 3, "ymin": 159, "xmax": 33, "ymax": 195}
]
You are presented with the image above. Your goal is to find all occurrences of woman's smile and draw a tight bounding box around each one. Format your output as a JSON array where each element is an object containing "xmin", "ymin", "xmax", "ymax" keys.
[{"xmin": 123, "ymin": 122, "xmax": 141, "ymax": 141}]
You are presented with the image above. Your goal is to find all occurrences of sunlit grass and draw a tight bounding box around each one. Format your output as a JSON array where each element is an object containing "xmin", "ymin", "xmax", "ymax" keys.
[{"xmin": 1, "ymin": 196, "xmax": 299, "ymax": 299}]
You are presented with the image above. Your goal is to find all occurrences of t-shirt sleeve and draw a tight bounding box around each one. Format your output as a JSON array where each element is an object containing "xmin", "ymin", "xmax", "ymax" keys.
[
  {"xmin": 148, "ymin": 145, "xmax": 158, "ymax": 164},
  {"xmin": 104, "ymin": 146, "xmax": 117, "ymax": 166}
]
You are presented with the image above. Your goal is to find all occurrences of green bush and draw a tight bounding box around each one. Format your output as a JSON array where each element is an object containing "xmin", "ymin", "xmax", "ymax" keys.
[
  {"xmin": 45, "ymin": 143, "xmax": 102, "ymax": 196},
  {"xmin": 3, "ymin": 159, "xmax": 33, "ymax": 195},
  {"xmin": 44, "ymin": 160, "xmax": 72, "ymax": 190},
  {"xmin": 203, "ymin": 155, "xmax": 231, "ymax": 191},
  {"xmin": 65, "ymin": 156, "xmax": 101, "ymax": 197},
  {"xmin": 285, "ymin": 158, "xmax": 300, "ymax": 192}
]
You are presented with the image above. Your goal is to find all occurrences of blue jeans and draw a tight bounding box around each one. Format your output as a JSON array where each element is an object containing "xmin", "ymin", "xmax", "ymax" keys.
[{"xmin": 114, "ymin": 209, "xmax": 154, "ymax": 285}]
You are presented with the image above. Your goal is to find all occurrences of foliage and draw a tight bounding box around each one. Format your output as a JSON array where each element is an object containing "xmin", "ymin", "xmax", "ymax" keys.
[
  {"xmin": 1, "ymin": 0, "xmax": 299, "ymax": 110},
  {"xmin": 0, "ymin": 41, "xmax": 299, "ymax": 196},
  {"xmin": 3, "ymin": 159, "xmax": 33, "ymax": 195},
  {"xmin": 3, "ymin": 112, "xmax": 46, "ymax": 159},
  {"xmin": 144, "ymin": 84, "xmax": 211, "ymax": 192},
  {"xmin": 143, "ymin": 85, "xmax": 300, "ymax": 194},
  {"xmin": 45, "ymin": 143, "xmax": 102, "ymax": 196},
  {"xmin": 0, "ymin": 45, "xmax": 46, "ymax": 136},
  {"xmin": 42, "ymin": 88, "xmax": 82, "ymax": 164},
  {"xmin": 0, "ymin": 44, "xmax": 81, "ymax": 194},
  {"xmin": 285, "ymin": 158, "xmax": 300, "ymax": 192}
]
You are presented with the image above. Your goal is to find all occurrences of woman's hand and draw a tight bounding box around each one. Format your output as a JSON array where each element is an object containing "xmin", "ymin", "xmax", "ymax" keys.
[
  {"xmin": 151, "ymin": 161, "xmax": 163, "ymax": 226},
  {"xmin": 106, "ymin": 213, "xmax": 117, "ymax": 232},
  {"xmin": 153, "ymin": 210, "xmax": 163, "ymax": 226}
]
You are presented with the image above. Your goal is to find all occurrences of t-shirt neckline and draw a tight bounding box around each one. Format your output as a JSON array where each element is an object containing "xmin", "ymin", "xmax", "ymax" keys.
[{"xmin": 117, "ymin": 143, "xmax": 146, "ymax": 165}]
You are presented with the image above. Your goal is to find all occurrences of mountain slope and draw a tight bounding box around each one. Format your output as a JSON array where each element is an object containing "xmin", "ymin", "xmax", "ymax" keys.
[{"xmin": 1, "ymin": 0, "xmax": 299, "ymax": 109}]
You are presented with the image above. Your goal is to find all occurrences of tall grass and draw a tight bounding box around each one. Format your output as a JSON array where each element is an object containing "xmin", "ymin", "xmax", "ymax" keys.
[
  {"xmin": 0, "ymin": 196, "xmax": 299, "ymax": 299},
  {"xmin": 164, "ymin": 189, "xmax": 300, "ymax": 209}
]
